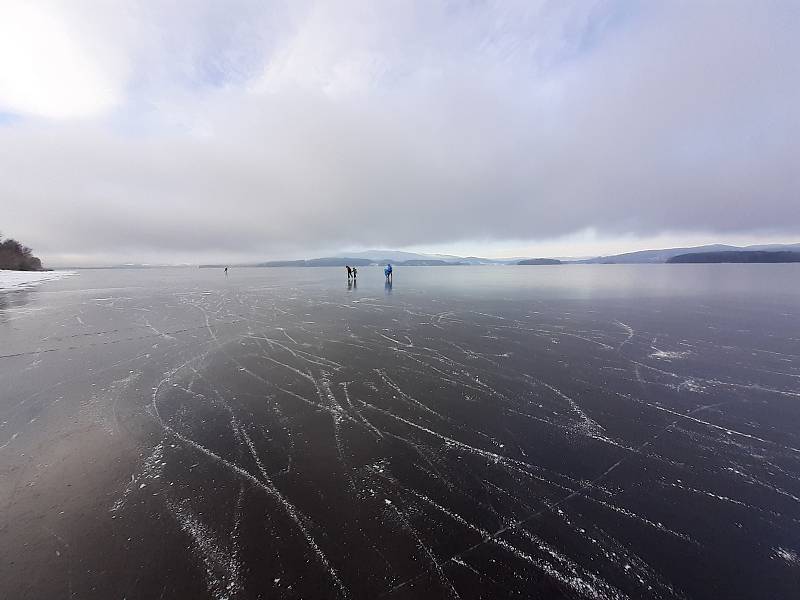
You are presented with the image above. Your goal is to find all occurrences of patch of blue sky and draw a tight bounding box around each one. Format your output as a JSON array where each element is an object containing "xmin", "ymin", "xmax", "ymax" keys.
[
  {"xmin": 0, "ymin": 111, "xmax": 21, "ymax": 126},
  {"xmin": 524, "ymin": 0, "xmax": 644, "ymax": 76},
  {"xmin": 571, "ymin": 0, "xmax": 644, "ymax": 57}
]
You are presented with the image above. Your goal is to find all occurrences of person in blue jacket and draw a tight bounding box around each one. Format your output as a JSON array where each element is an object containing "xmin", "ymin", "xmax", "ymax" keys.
[{"xmin": 384, "ymin": 263, "xmax": 393, "ymax": 282}]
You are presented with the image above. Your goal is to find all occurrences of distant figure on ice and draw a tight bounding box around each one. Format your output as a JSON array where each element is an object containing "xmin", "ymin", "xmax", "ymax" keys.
[
  {"xmin": 224, "ymin": 266, "xmax": 228, "ymax": 276},
  {"xmin": 384, "ymin": 263, "xmax": 393, "ymax": 282},
  {"xmin": 352, "ymin": 266, "xmax": 357, "ymax": 280},
  {"xmin": 346, "ymin": 265, "xmax": 352, "ymax": 280}
]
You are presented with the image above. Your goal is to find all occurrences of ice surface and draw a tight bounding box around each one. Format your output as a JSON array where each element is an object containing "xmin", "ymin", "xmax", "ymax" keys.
[
  {"xmin": 1, "ymin": 265, "xmax": 799, "ymax": 599},
  {"xmin": 0, "ymin": 269, "xmax": 75, "ymax": 290}
]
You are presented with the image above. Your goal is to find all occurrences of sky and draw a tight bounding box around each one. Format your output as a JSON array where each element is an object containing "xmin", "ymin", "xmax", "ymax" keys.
[{"xmin": 1, "ymin": 0, "xmax": 798, "ymax": 267}]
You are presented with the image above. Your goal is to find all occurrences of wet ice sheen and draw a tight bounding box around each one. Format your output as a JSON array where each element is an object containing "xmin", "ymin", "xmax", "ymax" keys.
[{"xmin": 1, "ymin": 265, "xmax": 800, "ymax": 599}]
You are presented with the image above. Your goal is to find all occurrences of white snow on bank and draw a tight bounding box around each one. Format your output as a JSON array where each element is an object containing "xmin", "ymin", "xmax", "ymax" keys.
[{"xmin": 0, "ymin": 270, "xmax": 76, "ymax": 291}]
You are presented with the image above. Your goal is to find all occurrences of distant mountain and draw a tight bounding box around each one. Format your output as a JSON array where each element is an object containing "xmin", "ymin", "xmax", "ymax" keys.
[
  {"xmin": 461, "ymin": 256, "xmax": 511, "ymax": 265},
  {"xmin": 668, "ymin": 251, "xmax": 800, "ymax": 264},
  {"xmin": 343, "ymin": 250, "xmax": 450, "ymax": 262},
  {"xmin": 518, "ymin": 258, "xmax": 562, "ymax": 265},
  {"xmin": 245, "ymin": 260, "xmax": 303, "ymax": 267},
  {"xmin": 217, "ymin": 249, "xmax": 565, "ymax": 267},
  {"xmin": 397, "ymin": 259, "xmax": 466, "ymax": 266},
  {"xmin": 254, "ymin": 257, "xmax": 373, "ymax": 268},
  {"xmin": 579, "ymin": 244, "xmax": 737, "ymax": 264},
  {"xmin": 343, "ymin": 249, "xmax": 501, "ymax": 265},
  {"xmin": 197, "ymin": 243, "xmax": 800, "ymax": 270},
  {"xmin": 200, "ymin": 256, "xmax": 467, "ymax": 268},
  {"xmin": 579, "ymin": 243, "xmax": 800, "ymax": 264},
  {"xmin": 740, "ymin": 243, "xmax": 800, "ymax": 252}
]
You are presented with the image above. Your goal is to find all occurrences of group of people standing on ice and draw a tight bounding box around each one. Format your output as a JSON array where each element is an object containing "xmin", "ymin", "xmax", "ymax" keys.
[{"xmin": 345, "ymin": 264, "xmax": 392, "ymax": 282}]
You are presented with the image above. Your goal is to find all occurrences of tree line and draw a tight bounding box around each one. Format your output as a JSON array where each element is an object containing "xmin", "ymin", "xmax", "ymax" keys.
[{"xmin": 0, "ymin": 232, "xmax": 44, "ymax": 271}]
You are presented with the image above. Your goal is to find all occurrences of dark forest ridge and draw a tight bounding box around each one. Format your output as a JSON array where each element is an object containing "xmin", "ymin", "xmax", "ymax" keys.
[
  {"xmin": 668, "ymin": 250, "xmax": 800, "ymax": 263},
  {"xmin": 578, "ymin": 243, "xmax": 800, "ymax": 264},
  {"xmin": 517, "ymin": 258, "xmax": 562, "ymax": 265}
]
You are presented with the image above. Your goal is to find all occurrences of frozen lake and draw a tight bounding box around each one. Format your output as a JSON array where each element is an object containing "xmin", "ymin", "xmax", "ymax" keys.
[{"xmin": 1, "ymin": 265, "xmax": 799, "ymax": 599}]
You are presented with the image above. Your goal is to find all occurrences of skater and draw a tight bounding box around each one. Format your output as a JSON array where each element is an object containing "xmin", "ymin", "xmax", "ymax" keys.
[
  {"xmin": 352, "ymin": 266, "xmax": 358, "ymax": 280},
  {"xmin": 346, "ymin": 265, "xmax": 352, "ymax": 280},
  {"xmin": 224, "ymin": 266, "xmax": 228, "ymax": 276},
  {"xmin": 384, "ymin": 263, "xmax": 393, "ymax": 282}
]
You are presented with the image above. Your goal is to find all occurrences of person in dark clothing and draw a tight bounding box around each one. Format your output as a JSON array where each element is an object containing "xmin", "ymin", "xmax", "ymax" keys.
[
  {"xmin": 224, "ymin": 267, "xmax": 228, "ymax": 276},
  {"xmin": 352, "ymin": 266, "xmax": 357, "ymax": 280},
  {"xmin": 346, "ymin": 265, "xmax": 352, "ymax": 279}
]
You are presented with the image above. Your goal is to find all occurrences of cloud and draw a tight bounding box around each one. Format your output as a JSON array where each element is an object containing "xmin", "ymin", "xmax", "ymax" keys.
[
  {"xmin": 0, "ymin": 1, "xmax": 131, "ymax": 119},
  {"xmin": 0, "ymin": 1, "xmax": 798, "ymax": 264}
]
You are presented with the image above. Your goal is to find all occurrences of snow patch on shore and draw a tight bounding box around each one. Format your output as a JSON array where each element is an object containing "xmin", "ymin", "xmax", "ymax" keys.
[{"xmin": 0, "ymin": 270, "xmax": 76, "ymax": 290}]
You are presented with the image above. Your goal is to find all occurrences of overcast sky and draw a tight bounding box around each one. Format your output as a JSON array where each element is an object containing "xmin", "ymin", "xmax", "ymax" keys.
[{"xmin": 1, "ymin": 1, "xmax": 799, "ymax": 266}]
